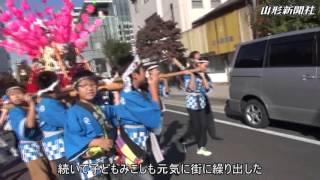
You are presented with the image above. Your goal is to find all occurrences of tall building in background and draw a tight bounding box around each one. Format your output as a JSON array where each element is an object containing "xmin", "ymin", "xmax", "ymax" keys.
[
  {"xmin": 128, "ymin": 0, "xmax": 253, "ymax": 83},
  {"xmin": 113, "ymin": 0, "xmax": 135, "ymax": 43},
  {"xmin": 0, "ymin": 2, "xmax": 12, "ymax": 74},
  {"xmin": 0, "ymin": 19, "xmax": 11, "ymax": 74},
  {"xmin": 128, "ymin": 0, "xmax": 227, "ymax": 82},
  {"xmin": 74, "ymin": 0, "xmax": 134, "ymax": 75},
  {"xmin": 129, "ymin": 0, "xmax": 225, "ymax": 35},
  {"xmin": 72, "ymin": 7, "xmax": 82, "ymax": 23}
]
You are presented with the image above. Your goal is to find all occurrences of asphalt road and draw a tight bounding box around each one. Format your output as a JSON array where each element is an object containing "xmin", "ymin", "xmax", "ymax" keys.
[
  {"xmin": 1, "ymin": 96, "xmax": 320, "ymax": 180},
  {"xmin": 160, "ymin": 104, "xmax": 320, "ymax": 180}
]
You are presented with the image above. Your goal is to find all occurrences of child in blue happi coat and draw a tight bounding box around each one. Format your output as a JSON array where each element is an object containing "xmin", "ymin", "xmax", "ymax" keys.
[
  {"xmin": 117, "ymin": 57, "xmax": 161, "ymax": 151},
  {"xmin": 0, "ymin": 94, "xmax": 19, "ymax": 157},
  {"xmin": 114, "ymin": 56, "xmax": 162, "ymax": 180},
  {"xmin": 5, "ymin": 82, "xmax": 54, "ymax": 180},
  {"xmin": 36, "ymin": 71, "xmax": 81, "ymax": 180},
  {"xmin": 64, "ymin": 70, "xmax": 116, "ymax": 180}
]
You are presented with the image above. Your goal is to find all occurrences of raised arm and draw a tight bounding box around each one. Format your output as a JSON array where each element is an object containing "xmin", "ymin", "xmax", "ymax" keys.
[
  {"xmin": 148, "ymin": 68, "xmax": 160, "ymax": 104},
  {"xmin": 199, "ymin": 72, "xmax": 210, "ymax": 90},
  {"xmin": 0, "ymin": 108, "xmax": 8, "ymax": 127},
  {"xmin": 171, "ymin": 57, "xmax": 186, "ymax": 70},
  {"xmin": 24, "ymin": 94, "xmax": 37, "ymax": 128},
  {"xmin": 185, "ymin": 71, "xmax": 196, "ymax": 92}
]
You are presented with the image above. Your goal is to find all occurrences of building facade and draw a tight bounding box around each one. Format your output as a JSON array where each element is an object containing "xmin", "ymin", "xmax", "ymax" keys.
[
  {"xmin": 129, "ymin": 0, "xmax": 226, "ymax": 34},
  {"xmin": 0, "ymin": 4, "xmax": 13, "ymax": 74},
  {"xmin": 182, "ymin": 0, "xmax": 254, "ymax": 82},
  {"xmin": 0, "ymin": 22, "xmax": 11, "ymax": 74},
  {"xmin": 129, "ymin": 0, "xmax": 255, "ymax": 82},
  {"xmin": 75, "ymin": 0, "xmax": 134, "ymax": 75},
  {"xmin": 0, "ymin": 48, "xmax": 11, "ymax": 73},
  {"xmin": 129, "ymin": 0, "xmax": 247, "ymax": 82}
]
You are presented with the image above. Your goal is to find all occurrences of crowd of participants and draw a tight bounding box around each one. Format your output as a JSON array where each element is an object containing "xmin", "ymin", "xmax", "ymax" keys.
[{"xmin": 0, "ymin": 51, "xmax": 218, "ymax": 180}]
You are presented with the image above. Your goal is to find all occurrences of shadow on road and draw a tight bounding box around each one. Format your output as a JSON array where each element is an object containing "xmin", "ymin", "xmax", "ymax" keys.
[
  {"xmin": 269, "ymin": 121, "xmax": 320, "ymax": 140},
  {"xmin": 153, "ymin": 143, "xmax": 186, "ymax": 180},
  {"xmin": 161, "ymin": 121, "xmax": 184, "ymax": 147},
  {"xmin": 153, "ymin": 120, "xmax": 186, "ymax": 180},
  {"xmin": 224, "ymin": 103, "xmax": 320, "ymax": 140},
  {"xmin": 0, "ymin": 158, "xmax": 22, "ymax": 171},
  {"xmin": 0, "ymin": 158, "xmax": 28, "ymax": 180},
  {"xmin": 1, "ymin": 168, "xmax": 28, "ymax": 180}
]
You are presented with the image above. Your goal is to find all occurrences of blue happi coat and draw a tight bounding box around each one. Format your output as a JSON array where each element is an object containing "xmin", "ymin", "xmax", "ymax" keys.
[
  {"xmin": 8, "ymin": 106, "xmax": 44, "ymax": 163},
  {"xmin": 36, "ymin": 97, "xmax": 66, "ymax": 161},
  {"xmin": 116, "ymin": 90, "xmax": 161, "ymax": 150},
  {"xmin": 63, "ymin": 102, "xmax": 116, "ymax": 161},
  {"xmin": 184, "ymin": 74, "xmax": 212, "ymax": 110},
  {"xmin": 63, "ymin": 102, "xmax": 118, "ymax": 180}
]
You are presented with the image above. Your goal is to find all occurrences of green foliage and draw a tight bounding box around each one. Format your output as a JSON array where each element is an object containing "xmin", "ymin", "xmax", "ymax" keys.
[{"xmin": 103, "ymin": 39, "xmax": 132, "ymax": 68}]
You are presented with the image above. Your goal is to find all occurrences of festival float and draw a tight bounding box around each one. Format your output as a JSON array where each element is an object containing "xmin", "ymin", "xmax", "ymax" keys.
[{"xmin": 0, "ymin": 0, "xmax": 103, "ymax": 93}]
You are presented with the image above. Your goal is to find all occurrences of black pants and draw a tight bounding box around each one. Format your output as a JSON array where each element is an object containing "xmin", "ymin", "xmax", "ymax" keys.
[
  {"xmin": 180, "ymin": 96, "xmax": 216, "ymax": 147},
  {"xmin": 204, "ymin": 95, "xmax": 217, "ymax": 139},
  {"xmin": 187, "ymin": 109, "xmax": 208, "ymax": 148}
]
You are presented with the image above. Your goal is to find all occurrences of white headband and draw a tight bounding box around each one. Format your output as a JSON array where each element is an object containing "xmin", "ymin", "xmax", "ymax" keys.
[
  {"xmin": 196, "ymin": 59, "xmax": 209, "ymax": 63},
  {"xmin": 146, "ymin": 65, "xmax": 158, "ymax": 71},
  {"xmin": 37, "ymin": 80, "xmax": 60, "ymax": 96},
  {"xmin": 121, "ymin": 55, "xmax": 141, "ymax": 92},
  {"xmin": 141, "ymin": 57, "xmax": 159, "ymax": 71},
  {"xmin": 72, "ymin": 76, "xmax": 95, "ymax": 88},
  {"xmin": 6, "ymin": 86, "xmax": 23, "ymax": 95},
  {"xmin": 121, "ymin": 55, "xmax": 141, "ymax": 79}
]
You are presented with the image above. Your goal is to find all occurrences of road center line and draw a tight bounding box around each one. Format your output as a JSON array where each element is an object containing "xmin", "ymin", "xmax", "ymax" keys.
[
  {"xmin": 164, "ymin": 108, "xmax": 320, "ymax": 146},
  {"xmin": 164, "ymin": 102, "xmax": 225, "ymax": 113}
]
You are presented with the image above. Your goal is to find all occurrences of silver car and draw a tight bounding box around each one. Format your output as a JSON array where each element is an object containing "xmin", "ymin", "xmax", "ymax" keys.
[{"xmin": 228, "ymin": 27, "xmax": 320, "ymax": 128}]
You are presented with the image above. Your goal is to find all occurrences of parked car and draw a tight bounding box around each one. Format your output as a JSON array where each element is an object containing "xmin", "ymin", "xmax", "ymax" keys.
[{"xmin": 228, "ymin": 27, "xmax": 320, "ymax": 128}]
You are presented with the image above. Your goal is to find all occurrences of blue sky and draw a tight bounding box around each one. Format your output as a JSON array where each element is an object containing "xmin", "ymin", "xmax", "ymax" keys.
[
  {"xmin": 0, "ymin": 0, "xmax": 84, "ymax": 10},
  {"xmin": 0, "ymin": 0, "xmax": 84, "ymax": 69},
  {"xmin": 30, "ymin": 0, "xmax": 84, "ymax": 10}
]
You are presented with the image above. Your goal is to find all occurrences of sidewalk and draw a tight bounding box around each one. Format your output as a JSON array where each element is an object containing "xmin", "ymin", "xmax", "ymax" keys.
[{"xmin": 168, "ymin": 83, "xmax": 229, "ymax": 101}]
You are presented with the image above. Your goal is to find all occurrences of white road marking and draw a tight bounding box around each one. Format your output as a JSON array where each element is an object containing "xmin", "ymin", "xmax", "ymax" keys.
[
  {"xmin": 164, "ymin": 109, "xmax": 320, "ymax": 146},
  {"xmin": 164, "ymin": 101, "xmax": 225, "ymax": 113}
]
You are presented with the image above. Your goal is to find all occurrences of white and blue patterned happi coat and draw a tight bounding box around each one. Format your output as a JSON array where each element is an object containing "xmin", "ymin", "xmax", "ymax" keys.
[{"xmin": 184, "ymin": 75, "xmax": 207, "ymax": 110}]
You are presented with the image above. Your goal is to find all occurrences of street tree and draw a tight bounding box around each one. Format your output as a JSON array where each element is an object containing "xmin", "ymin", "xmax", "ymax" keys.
[
  {"xmin": 252, "ymin": 0, "xmax": 320, "ymax": 38},
  {"xmin": 136, "ymin": 14, "xmax": 186, "ymax": 71},
  {"xmin": 103, "ymin": 39, "xmax": 132, "ymax": 68}
]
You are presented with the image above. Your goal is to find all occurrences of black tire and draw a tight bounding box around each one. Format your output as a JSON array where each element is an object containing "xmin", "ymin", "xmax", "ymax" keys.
[{"xmin": 242, "ymin": 99, "xmax": 269, "ymax": 128}]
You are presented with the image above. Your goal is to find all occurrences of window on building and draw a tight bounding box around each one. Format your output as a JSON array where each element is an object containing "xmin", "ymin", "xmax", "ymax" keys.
[
  {"xmin": 192, "ymin": 0, "xmax": 203, "ymax": 8},
  {"xmin": 268, "ymin": 39, "xmax": 314, "ymax": 67},
  {"xmin": 211, "ymin": 0, "xmax": 220, "ymax": 8},
  {"xmin": 235, "ymin": 41, "xmax": 266, "ymax": 68},
  {"xmin": 94, "ymin": 42, "xmax": 102, "ymax": 50},
  {"xmin": 134, "ymin": 1, "xmax": 139, "ymax": 13}
]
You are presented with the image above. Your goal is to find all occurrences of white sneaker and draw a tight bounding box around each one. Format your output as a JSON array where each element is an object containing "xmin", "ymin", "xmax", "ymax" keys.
[{"xmin": 196, "ymin": 147, "xmax": 212, "ymax": 156}]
